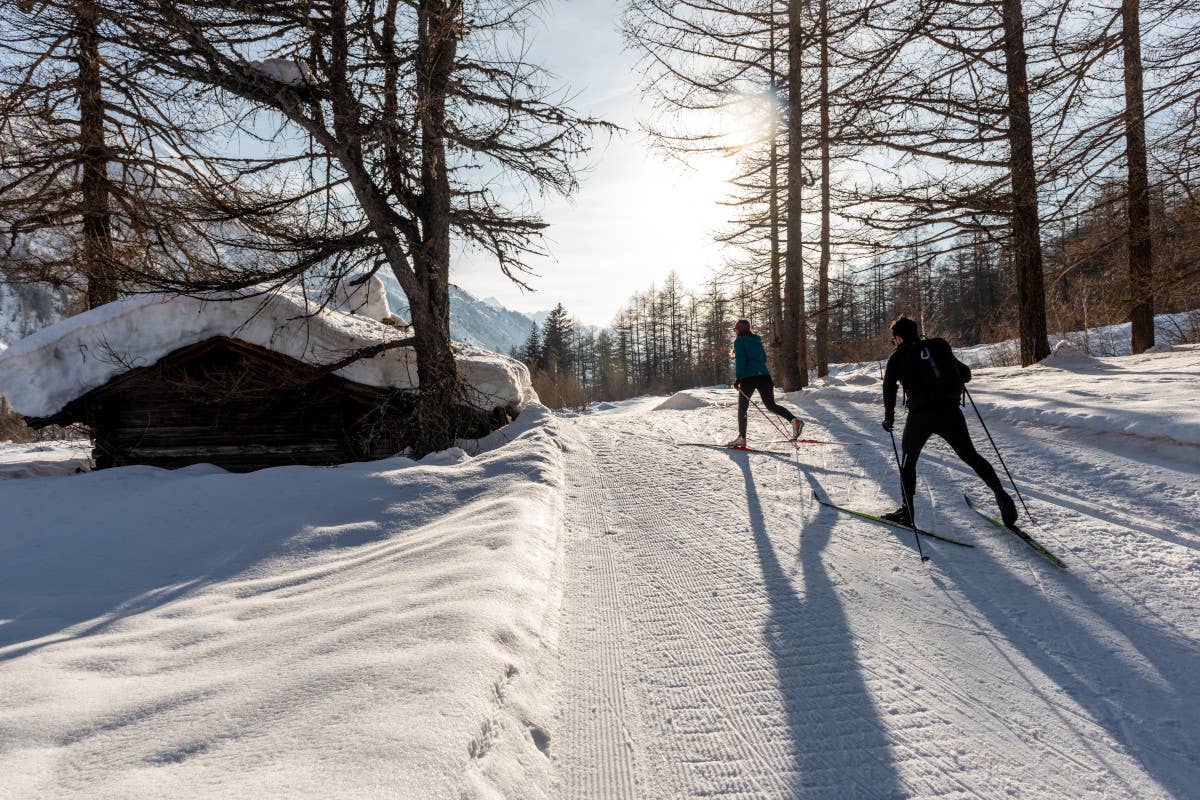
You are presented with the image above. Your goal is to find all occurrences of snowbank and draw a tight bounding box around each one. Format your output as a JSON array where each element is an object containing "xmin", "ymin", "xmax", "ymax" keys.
[
  {"xmin": 0, "ymin": 282, "xmax": 534, "ymax": 420},
  {"xmin": 1041, "ymin": 337, "xmax": 1097, "ymax": 369},
  {"xmin": 956, "ymin": 309, "xmax": 1200, "ymax": 367},
  {"xmin": 0, "ymin": 404, "xmax": 566, "ymax": 799},
  {"xmin": 653, "ymin": 388, "xmax": 728, "ymax": 412},
  {"xmin": 0, "ymin": 440, "xmax": 92, "ymax": 479}
]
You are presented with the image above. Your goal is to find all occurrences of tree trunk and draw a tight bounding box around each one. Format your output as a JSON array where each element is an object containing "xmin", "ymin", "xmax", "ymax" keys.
[
  {"xmin": 768, "ymin": 34, "xmax": 784, "ymax": 359},
  {"xmin": 1121, "ymin": 0, "xmax": 1155, "ymax": 353},
  {"xmin": 76, "ymin": 0, "xmax": 115, "ymax": 308},
  {"xmin": 411, "ymin": 0, "xmax": 464, "ymax": 446},
  {"xmin": 999, "ymin": 0, "xmax": 1050, "ymax": 366},
  {"xmin": 782, "ymin": 0, "xmax": 808, "ymax": 391},
  {"xmin": 816, "ymin": 0, "xmax": 831, "ymax": 378}
]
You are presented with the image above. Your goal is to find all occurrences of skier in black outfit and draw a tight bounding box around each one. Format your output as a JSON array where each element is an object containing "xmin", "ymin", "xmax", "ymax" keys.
[{"xmin": 881, "ymin": 316, "xmax": 1018, "ymax": 527}]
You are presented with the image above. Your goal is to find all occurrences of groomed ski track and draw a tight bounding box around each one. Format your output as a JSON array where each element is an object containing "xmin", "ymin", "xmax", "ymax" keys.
[{"xmin": 554, "ymin": 377, "xmax": 1200, "ymax": 798}]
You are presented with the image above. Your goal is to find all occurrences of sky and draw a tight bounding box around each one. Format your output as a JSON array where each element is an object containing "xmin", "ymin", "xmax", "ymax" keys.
[{"xmin": 449, "ymin": 0, "xmax": 739, "ymax": 327}]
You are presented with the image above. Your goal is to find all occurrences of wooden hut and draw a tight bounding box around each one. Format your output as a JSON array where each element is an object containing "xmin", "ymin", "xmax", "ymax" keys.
[
  {"xmin": 0, "ymin": 280, "xmax": 532, "ymax": 472},
  {"xmin": 29, "ymin": 336, "xmax": 414, "ymax": 471}
]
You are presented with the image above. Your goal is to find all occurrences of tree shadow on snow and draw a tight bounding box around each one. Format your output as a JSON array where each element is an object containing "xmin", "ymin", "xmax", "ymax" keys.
[
  {"xmin": 733, "ymin": 454, "xmax": 908, "ymax": 798},
  {"xmin": 0, "ymin": 455, "xmax": 519, "ymax": 663}
]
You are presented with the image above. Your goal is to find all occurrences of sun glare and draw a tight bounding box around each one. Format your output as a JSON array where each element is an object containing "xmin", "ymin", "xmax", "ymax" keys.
[{"xmin": 716, "ymin": 88, "xmax": 782, "ymax": 156}]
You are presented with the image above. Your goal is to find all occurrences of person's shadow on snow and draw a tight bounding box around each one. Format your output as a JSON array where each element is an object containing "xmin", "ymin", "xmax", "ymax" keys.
[{"xmin": 733, "ymin": 453, "xmax": 907, "ymax": 798}]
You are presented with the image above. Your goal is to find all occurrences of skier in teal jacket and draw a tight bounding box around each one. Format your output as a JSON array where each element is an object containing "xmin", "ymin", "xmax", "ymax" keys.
[{"xmin": 729, "ymin": 319, "xmax": 803, "ymax": 448}]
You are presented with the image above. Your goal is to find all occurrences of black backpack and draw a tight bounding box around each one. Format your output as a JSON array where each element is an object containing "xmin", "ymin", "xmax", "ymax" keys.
[{"xmin": 904, "ymin": 338, "xmax": 967, "ymax": 410}]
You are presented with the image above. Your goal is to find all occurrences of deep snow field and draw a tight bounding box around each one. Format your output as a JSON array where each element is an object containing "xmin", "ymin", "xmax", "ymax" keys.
[
  {"xmin": 1, "ymin": 407, "xmax": 567, "ymax": 799},
  {"xmin": 2, "ymin": 343, "xmax": 1199, "ymax": 798}
]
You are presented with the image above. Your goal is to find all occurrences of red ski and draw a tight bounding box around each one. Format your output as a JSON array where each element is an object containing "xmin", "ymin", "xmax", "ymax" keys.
[{"xmin": 766, "ymin": 438, "xmax": 862, "ymax": 447}]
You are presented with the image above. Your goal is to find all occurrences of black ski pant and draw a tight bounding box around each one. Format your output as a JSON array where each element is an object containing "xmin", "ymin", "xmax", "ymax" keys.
[
  {"xmin": 899, "ymin": 407, "xmax": 1003, "ymax": 511},
  {"xmin": 737, "ymin": 374, "xmax": 795, "ymax": 437}
]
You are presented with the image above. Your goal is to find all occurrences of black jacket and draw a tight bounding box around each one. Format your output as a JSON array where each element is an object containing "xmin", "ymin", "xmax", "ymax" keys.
[{"xmin": 883, "ymin": 338, "xmax": 971, "ymax": 417}]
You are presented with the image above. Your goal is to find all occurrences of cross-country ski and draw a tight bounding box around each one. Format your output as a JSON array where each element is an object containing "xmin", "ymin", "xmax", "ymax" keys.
[
  {"xmin": 766, "ymin": 438, "xmax": 864, "ymax": 447},
  {"xmin": 965, "ymin": 493, "xmax": 1068, "ymax": 569},
  {"xmin": 679, "ymin": 441, "xmax": 795, "ymax": 455},
  {"xmin": 814, "ymin": 490, "xmax": 975, "ymax": 548}
]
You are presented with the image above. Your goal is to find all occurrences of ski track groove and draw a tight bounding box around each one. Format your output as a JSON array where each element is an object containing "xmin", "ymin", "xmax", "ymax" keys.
[
  {"xmin": 557, "ymin": 435, "xmax": 639, "ymax": 800},
  {"xmin": 596, "ymin": 417, "xmax": 1004, "ymax": 799},
  {"xmin": 589, "ymin": 433, "xmax": 793, "ymax": 798},
  {"xmin": 581, "ymin": 422, "xmax": 973, "ymax": 799}
]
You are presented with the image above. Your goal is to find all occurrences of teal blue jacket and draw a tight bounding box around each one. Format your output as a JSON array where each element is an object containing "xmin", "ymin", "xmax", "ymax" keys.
[{"xmin": 734, "ymin": 333, "xmax": 770, "ymax": 380}]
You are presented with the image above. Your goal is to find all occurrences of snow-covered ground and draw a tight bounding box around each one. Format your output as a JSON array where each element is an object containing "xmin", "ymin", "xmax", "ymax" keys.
[
  {"xmin": 0, "ymin": 406, "xmax": 566, "ymax": 799},
  {"xmin": 955, "ymin": 310, "xmax": 1199, "ymax": 366},
  {"xmin": 0, "ymin": 440, "xmax": 91, "ymax": 479},
  {"xmin": 2, "ymin": 345, "xmax": 1198, "ymax": 798},
  {"xmin": 553, "ymin": 346, "xmax": 1199, "ymax": 798}
]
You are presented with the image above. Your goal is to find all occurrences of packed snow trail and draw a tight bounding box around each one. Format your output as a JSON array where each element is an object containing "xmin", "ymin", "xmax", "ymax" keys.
[{"xmin": 553, "ymin": 356, "xmax": 1200, "ymax": 799}]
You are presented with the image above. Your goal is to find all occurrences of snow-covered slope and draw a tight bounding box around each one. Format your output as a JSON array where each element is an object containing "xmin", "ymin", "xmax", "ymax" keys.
[
  {"xmin": 0, "ymin": 282, "xmax": 74, "ymax": 353},
  {"xmin": 381, "ymin": 277, "xmax": 605, "ymax": 355},
  {"xmin": 953, "ymin": 310, "xmax": 1200, "ymax": 366},
  {"xmin": 0, "ymin": 406, "xmax": 567, "ymax": 799}
]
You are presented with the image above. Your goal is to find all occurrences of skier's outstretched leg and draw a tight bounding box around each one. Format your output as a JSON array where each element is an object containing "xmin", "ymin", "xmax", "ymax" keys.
[
  {"xmin": 754, "ymin": 377, "xmax": 803, "ymax": 438},
  {"xmin": 939, "ymin": 410, "xmax": 1017, "ymax": 526}
]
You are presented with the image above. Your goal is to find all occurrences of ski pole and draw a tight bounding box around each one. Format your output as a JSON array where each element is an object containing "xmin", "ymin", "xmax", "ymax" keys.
[
  {"xmin": 738, "ymin": 386, "xmax": 800, "ymax": 451},
  {"xmin": 888, "ymin": 427, "xmax": 928, "ymax": 562},
  {"xmin": 964, "ymin": 386, "xmax": 1034, "ymax": 523}
]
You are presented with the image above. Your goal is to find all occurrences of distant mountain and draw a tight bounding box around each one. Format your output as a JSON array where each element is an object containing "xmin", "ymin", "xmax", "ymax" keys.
[
  {"xmin": 447, "ymin": 286, "xmax": 542, "ymax": 355},
  {"xmin": 378, "ymin": 274, "xmax": 539, "ymax": 355},
  {"xmin": 0, "ymin": 282, "xmax": 75, "ymax": 352}
]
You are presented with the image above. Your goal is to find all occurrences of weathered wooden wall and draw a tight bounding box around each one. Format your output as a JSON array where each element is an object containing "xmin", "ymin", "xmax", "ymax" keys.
[{"xmin": 66, "ymin": 338, "xmax": 413, "ymax": 472}]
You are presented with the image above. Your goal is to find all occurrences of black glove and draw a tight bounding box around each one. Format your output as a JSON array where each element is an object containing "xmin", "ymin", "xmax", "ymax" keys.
[
  {"xmin": 733, "ymin": 379, "xmax": 741, "ymax": 390},
  {"xmin": 881, "ymin": 418, "xmax": 894, "ymax": 433}
]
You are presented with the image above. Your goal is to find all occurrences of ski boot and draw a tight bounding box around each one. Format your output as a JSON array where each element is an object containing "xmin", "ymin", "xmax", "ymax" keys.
[
  {"xmin": 881, "ymin": 506, "xmax": 912, "ymax": 527},
  {"xmin": 726, "ymin": 436, "xmax": 748, "ymax": 449},
  {"xmin": 791, "ymin": 419, "xmax": 805, "ymax": 440},
  {"xmin": 995, "ymin": 488, "xmax": 1018, "ymax": 527}
]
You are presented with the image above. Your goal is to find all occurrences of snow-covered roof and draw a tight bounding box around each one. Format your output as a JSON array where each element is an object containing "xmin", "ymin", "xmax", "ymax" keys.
[{"xmin": 0, "ymin": 277, "xmax": 534, "ymax": 419}]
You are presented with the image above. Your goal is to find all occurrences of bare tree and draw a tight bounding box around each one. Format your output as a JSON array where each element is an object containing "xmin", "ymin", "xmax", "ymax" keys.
[
  {"xmin": 0, "ymin": 0, "xmax": 236, "ymax": 308},
  {"xmin": 111, "ymin": 0, "xmax": 607, "ymax": 450}
]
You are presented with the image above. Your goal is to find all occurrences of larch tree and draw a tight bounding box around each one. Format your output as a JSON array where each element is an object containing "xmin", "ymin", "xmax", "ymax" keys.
[
  {"xmin": 0, "ymin": 0, "xmax": 239, "ymax": 308},
  {"xmin": 112, "ymin": 0, "xmax": 609, "ymax": 451},
  {"xmin": 842, "ymin": 0, "xmax": 1058, "ymax": 365}
]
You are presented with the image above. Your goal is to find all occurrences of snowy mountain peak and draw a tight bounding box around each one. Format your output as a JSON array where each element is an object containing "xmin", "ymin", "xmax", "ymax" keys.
[{"xmin": 378, "ymin": 275, "xmax": 540, "ymax": 354}]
